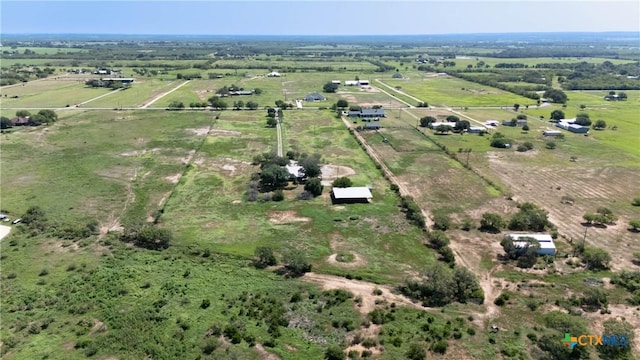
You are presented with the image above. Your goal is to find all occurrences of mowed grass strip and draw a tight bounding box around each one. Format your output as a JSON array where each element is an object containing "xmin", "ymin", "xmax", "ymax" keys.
[
  {"xmin": 0, "ymin": 80, "xmax": 113, "ymax": 108},
  {"xmin": 383, "ymin": 76, "xmax": 535, "ymax": 107}
]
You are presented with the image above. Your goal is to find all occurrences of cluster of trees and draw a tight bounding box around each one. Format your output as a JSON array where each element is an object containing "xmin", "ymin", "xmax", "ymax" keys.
[
  {"xmin": 449, "ymin": 72, "xmax": 541, "ymax": 100},
  {"xmin": 426, "ymin": 230, "xmax": 455, "ymax": 265},
  {"xmin": 176, "ymin": 73, "xmax": 202, "ymax": 80},
  {"xmin": 574, "ymin": 245, "xmax": 612, "ymax": 271},
  {"xmin": 490, "ymin": 132, "xmax": 510, "ymax": 148},
  {"xmin": 398, "ymin": 263, "xmax": 484, "ymax": 306},
  {"xmin": 1, "ymin": 110, "xmax": 58, "ymax": 128},
  {"xmin": 207, "ymin": 96, "xmax": 228, "ymax": 110},
  {"xmin": 121, "ymin": 225, "xmax": 173, "ymax": 250},
  {"xmin": 254, "ymin": 246, "xmax": 311, "ymax": 277},
  {"xmin": 367, "ymin": 59, "xmax": 396, "ymax": 72},
  {"xmin": 232, "ymin": 100, "xmax": 259, "ymax": 110},
  {"xmin": 265, "ymin": 107, "xmax": 282, "ymax": 127},
  {"xmin": 251, "ymin": 151, "xmax": 322, "ymax": 197},
  {"xmin": 573, "ymin": 113, "xmax": 591, "ymax": 126},
  {"xmin": 582, "ymin": 207, "xmax": 618, "ymax": 226},
  {"xmin": 500, "ymin": 236, "xmax": 540, "ymax": 268},
  {"xmin": 559, "ymin": 61, "xmax": 640, "ymax": 90},
  {"xmin": 400, "ymin": 196, "xmax": 425, "ymax": 228},
  {"xmin": 480, "ymin": 203, "xmax": 552, "ymax": 234},
  {"xmin": 516, "ymin": 141, "xmax": 534, "ymax": 152},
  {"xmin": 542, "ymin": 89, "xmax": 568, "ymax": 104}
]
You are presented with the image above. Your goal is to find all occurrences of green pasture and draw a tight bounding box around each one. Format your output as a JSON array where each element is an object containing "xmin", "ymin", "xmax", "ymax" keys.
[
  {"xmin": 212, "ymin": 58, "xmax": 379, "ymax": 71},
  {"xmin": 161, "ymin": 110, "xmax": 437, "ymax": 281},
  {"xmin": 0, "ymin": 80, "xmax": 112, "ymax": 108},
  {"xmin": 0, "ymin": 110, "xmax": 215, "ymax": 223},
  {"xmin": 85, "ymin": 78, "xmax": 177, "ymax": 108},
  {"xmin": 382, "ymin": 77, "xmax": 535, "ymax": 107}
]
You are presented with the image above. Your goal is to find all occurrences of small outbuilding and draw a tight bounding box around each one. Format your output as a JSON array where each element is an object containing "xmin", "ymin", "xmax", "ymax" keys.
[
  {"xmin": 331, "ymin": 80, "xmax": 341, "ymax": 85},
  {"xmin": 567, "ymin": 124, "xmax": 589, "ymax": 134},
  {"xmin": 506, "ymin": 233, "xmax": 556, "ymax": 256},
  {"xmin": 331, "ymin": 187, "xmax": 373, "ymax": 204},
  {"xmin": 344, "ymin": 80, "xmax": 359, "ymax": 86},
  {"xmin": 392, "ymin": 72, "xmax": 404, "ymax": 79},
  {"xmin": 267, "ymin": 72, "xmax": 281, "ymax": 77},
  {"xmin": 467, "ymin": 126, "xmax": 486, "ymax": 134},
  {"xmin": 358, "ymin": 80, "xmax": 370, "ymax": 86},
  {"xmin": 543, "ymin": 130, "xmax": 562, "ymax": 136}
]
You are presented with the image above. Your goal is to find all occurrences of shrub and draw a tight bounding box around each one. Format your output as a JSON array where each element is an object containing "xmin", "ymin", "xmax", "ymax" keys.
[
  {"xmin": 202, "ymin": 337, "xmax": 219, "ymax": 354},
  {"xmin": 361, "ymin": 338, "xmax": 377, "ymax": 348},
  {"xmin": 38, "ymin": 269, "xmax": 49, "ymax": 276},
  {"xmin": 430, "ymin": 340, "xmax": 448, "ymax": 354},
  {"xmin": 432, "ymin": 213, "xmax": 452, "ymax": 231},
  {"xmin": 304, "ymin": 178, "xmax": 323, "ymax": 197},
  {"xmin": 632, "ymin": 197, "xmax": 640, "ymax": 206},
  {"xmin": 296, "ymin": 190, "xmax": 314, "ymax": 200},
  {"xmin": 332, "ymin": 177, "xmax": 353, "ymax": 188},
  {"xmin": 200, "ymin": 299, "xmax": 211, "ymax": 309},
  {"xmin": 272, "ymin": 189, "xmax": 284, "ymax": 202}
]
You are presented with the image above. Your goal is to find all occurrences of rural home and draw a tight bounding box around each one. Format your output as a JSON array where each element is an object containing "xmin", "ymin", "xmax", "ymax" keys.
[
  {"xmin": 10, "ymin": 116, "xmax": 31, "ymax": 126},
  {"xmin": 266, "ymin": 72, "xmax": 281, "ymax": 77},
  {"xmin": 361, "ymin": 118, "xmax": 381, "ymax": 130},
  {"xmin": 304, "ymin": 93, "xmax": 326, "ymax": 102},
  {"xmin": 557, "ymin": 122, "xmax": 588, "ymax": 134},
  {"xmin": 331, "ymin": 80, "xmax": 341, "ymax": 85},
  {"xmin": 348, "ymin": 108, "xmax": 386, "ymax": 118},
  {"xmin": 227, "ymin": 90, "xmax": 254, "ymax": 96},
  {"xmin": 502, "ymin": 119, "xmax": 527, "ymax": 127},
  {"xmin": 285, "ymin": 162, "xmax": 304, "ymax": 179},
  {"xmin": 358, "ymin": 80, "xmax": 370, "ymax": 86},
  {"xmin": 392, "ymin": 72, "xmax": 404, "ymax": 79},
  {"xmin": 331, "ymin": 187, "xmax": 373, "ymax": 204},
  {"xmin": 102, "ymin": 78, "xmax": 135, "ymax": 84},
  {"xmin": 344, "ymin": 80, "xmax": 359, "ymax": 86},
  {"xmin": 429, "ymin": 122, "xmax": 457, "ymax": 129},
  {"xmin": 467, "ymin": 126, "xmax": 486, "ymax": 134},
  {"xmin": 506, "ymin": 233, "xmax": 556, "ymax": 256}
]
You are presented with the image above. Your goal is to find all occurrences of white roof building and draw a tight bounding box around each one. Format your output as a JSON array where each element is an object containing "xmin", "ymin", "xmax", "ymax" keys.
[
  {"xmin": 331, "ymin": 187, "xmax": 373, "ymax": 202},
  {"xmin": 507, "ymin": 233, "xmax": 556, "ymax": 255}
]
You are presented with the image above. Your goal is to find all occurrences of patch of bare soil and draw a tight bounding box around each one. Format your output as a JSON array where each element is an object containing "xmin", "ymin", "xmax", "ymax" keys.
[
  {"xmin": 120, "ymin": 148, "xmax": 161, "ymax": 157},
  {"xmin": 254, "ymin": 344, "xmax": 281, "ymax": 360},
  {"xmin": 344, "ymin": 324, "xmax": 382, "ymax": 356},
  {"xmin": 320, "ymin": 164, "xmax": 356, "ymax": 179},
  {"xmin": 326, "ymin": 253, "xmax": 366, "ymax": 268},
  {"xmin": 195, "ymin": 89, "xmax": 211, "ymax": 101},
  {"xmin": 164, "ymin": 174, "xmax": 181, "ymax": 184},
  {"xmin": 89, "ymin": 319, "xmax": 106, "ymax": 335},
  {"xmin": 302, "ymin": 272, "xmax": 424, "ymax": 314},
  {"xmin": 186, "ymin": 127, "xmax": 210, "ymax": 136},
  {"xmin": 210, "ymin": 129, "xmax": 241, "ymax": 136},
  {"xmin": 268, "ymin": 211, "xmax": 311, "ymax": 224},
  {"xmin": 62, "ymin": 341, "xmax": 75, "ymax": 351}
]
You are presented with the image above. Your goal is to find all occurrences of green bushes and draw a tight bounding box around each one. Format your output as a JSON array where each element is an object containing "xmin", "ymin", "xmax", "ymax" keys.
[
  {"xmin": 398, "ymin": 263, "xmax": 483, "ymax": 306},
  {"xmin": 400, "ymin": 196, "xmax": 425, "ymax": 228},
  {"xmin": 121, "ymin": 226, "xmax": 172, "ymax": 250}
]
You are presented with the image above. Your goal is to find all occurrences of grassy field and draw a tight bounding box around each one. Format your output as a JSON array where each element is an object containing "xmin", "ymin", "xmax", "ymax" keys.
[
  {"xmin": 0, "ymin": 80, "xmax": 112, "ymax": 108},
  {"xmin": 382, "ymin": 76, "xmax": 535, "ymax": 107}
]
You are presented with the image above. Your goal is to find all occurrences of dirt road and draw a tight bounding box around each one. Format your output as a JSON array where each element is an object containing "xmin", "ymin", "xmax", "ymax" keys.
[{"xmin": 141, "ymin": 80, "xmax": 189, "ymax": 108}]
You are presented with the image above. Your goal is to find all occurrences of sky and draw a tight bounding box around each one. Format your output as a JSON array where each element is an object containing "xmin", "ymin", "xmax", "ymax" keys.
[{"xmin": 1, "ymin": 0, "xmax": 639, "ymax": 36}]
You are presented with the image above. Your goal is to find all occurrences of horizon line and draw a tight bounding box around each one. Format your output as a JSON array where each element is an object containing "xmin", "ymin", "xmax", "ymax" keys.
[{"xmin": 2, "ymin": 31, "xmax": 639, "ymax": 36}]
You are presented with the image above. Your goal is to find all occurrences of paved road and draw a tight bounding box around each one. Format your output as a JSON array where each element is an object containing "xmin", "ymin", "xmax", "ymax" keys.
[{"xmin": 142, "ymin": 80, "xmax": 190, "ymax": 108}]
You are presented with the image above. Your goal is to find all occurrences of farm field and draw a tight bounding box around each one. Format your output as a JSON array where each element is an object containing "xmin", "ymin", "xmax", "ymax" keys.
[
  {"xmin": 0, "ymin": 79, "xmax": 112, "ymax": 108},
  {"xmin": 383, "ymin": 76, "xmax": 535, "ymax": 107}
]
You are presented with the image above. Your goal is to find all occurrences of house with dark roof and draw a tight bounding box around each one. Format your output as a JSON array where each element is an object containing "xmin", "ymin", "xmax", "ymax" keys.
[
  {"xmin": 11, "ymin": 117, "xmax": 31, "ymax": 126},
  {"xmin": 304, "ymin": 93, "xmax": 326, "ymax": 102},
  {"xmin": 348, "ymin": 108, "xmax": 386, "ymax": 118},
  {"xmin": 392, "ymin": 72, "xmax": 404, "ymax": 79}
]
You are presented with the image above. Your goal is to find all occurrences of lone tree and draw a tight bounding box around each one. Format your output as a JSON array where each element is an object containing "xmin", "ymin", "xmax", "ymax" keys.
[
  {"xmin": 323, "ymin": 82, "xmax": 339, "ymax": 93},
  {"xmin": 259, "ymin": 164, "xmax": 290, "ymax": 191},
  {"xmin": 332, "ymin": 177, "xmax": 352, "ymax": 188},
  {"xmin": 282, "ymin": 249, "xmax": 311, "ymax": 277},
  {"xmin": 445, "ymin": 115, "xmax": 460, "ymax": 123},
  {"xmin": 0, "ymin": 116, "xmax": 13, "ymax": 129},
  {"xmin": 574, "ymin": 113, "xmax": 591, "ymax": 126},
  {"xmin": 550, "ymin": 110, "xmax": 565, "ymax": 121},
  {"xmin": 246, "ymin": 101, "xmax": 259, "ymax": 110},
  {"xmin": 435, "ymin": 124, "xmax": 452, "ymax": 134},
  {"xmin": 543, "ymin": 89, "xmax": 568, "ymax": 104},
  {"xmin": 336, "ymin": 99, "xmax": 348, "ymax": 109},
  {"xmin": 304, "ymin": 178, "xmax": 323, "ymax": 197},
  {"xmin": 513, "ymin": 103, "xmax": 520, "ymax": 112},
  {"xmin": 419, "ymin": 116, "xmax": 437, "ymax": 128},
  {"xmin": 266, "ymin": 117, "xmax": 278, "ymax": 128},
  {"xmin": 299, "ymin": 153, "xmax": 322, "ymax": 179},
  {"xmin": 254, "ymin": 246, "xmax": 277, "ymax": 268},
  {"xmin": 480, "ymin": 213, "xmax": 506, "ymax": 233},
  {"xmin": 592, "ymin": 119, "xmax": 606, "ymax": 130}
]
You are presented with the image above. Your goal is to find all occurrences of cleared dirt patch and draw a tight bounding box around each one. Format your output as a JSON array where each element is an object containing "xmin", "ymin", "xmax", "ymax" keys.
[
  {"xmin": 268, "ymin": 211, "xmax": 311, "ymax": 224},
  {"xmin": 303, "ymin": 272, "xmax": 425, "ymax": 314},
  {"xmin": 164, "ymin": 174, "xmax": 181, "ymax": 184},
  {"xmin": 320, "ymin": 164, "xmax": 356, "ymax": 182},
  {"xmin": 210, "ymin": 129, "xmax": 242, "ymax": 136},
  {"xmin": 254, "ymin": 344, "xmax": 281, "ymax": 360},
  {"xmin": 186, "ymin": 127, "xmax": 210, "ymax": 136}
]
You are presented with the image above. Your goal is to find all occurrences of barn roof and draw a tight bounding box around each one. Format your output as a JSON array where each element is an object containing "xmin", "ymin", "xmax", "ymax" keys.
[{"xmin": 332, "ymin": 187, "xmax": 372, "ymax": 199}]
